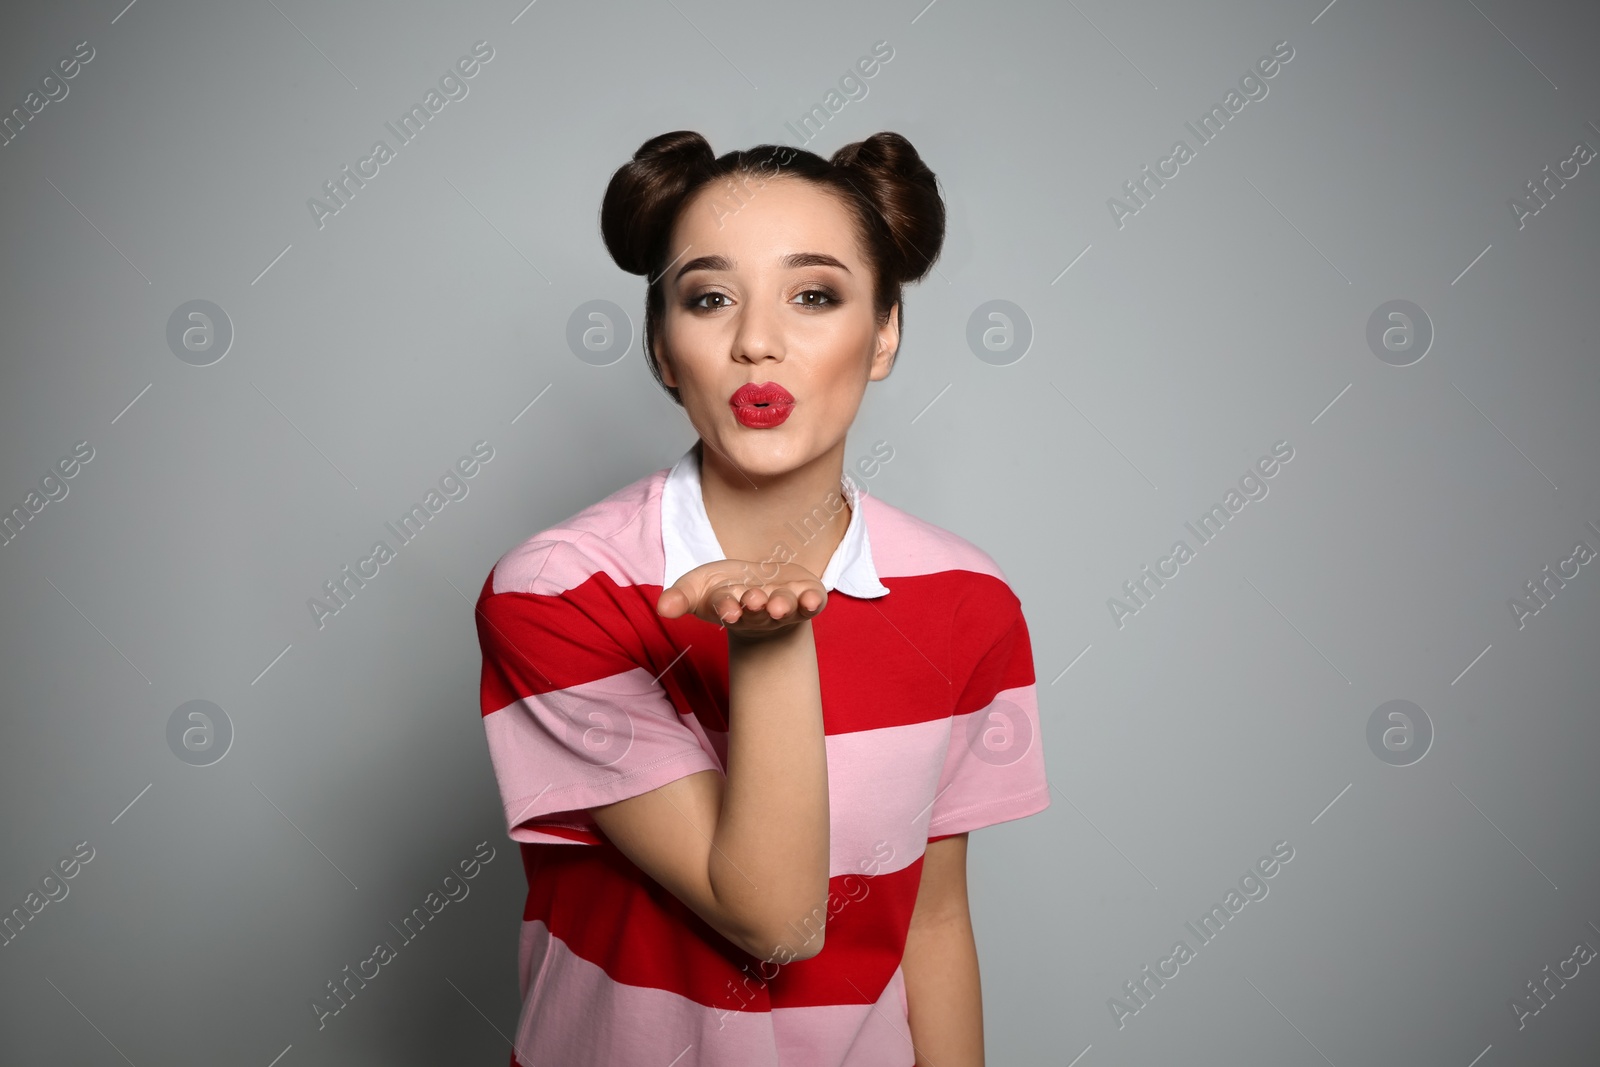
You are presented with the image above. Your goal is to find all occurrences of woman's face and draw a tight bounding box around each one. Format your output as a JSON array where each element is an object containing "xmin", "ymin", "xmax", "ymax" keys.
[{"xmin": 652, "ymin": 175, "xmax": 898, "ymax": 480}]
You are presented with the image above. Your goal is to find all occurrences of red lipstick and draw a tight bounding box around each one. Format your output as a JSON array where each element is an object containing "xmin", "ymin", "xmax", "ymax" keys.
[{"xmin": 729, "ymin": 382, "xmax": 795, "ymax": 428}]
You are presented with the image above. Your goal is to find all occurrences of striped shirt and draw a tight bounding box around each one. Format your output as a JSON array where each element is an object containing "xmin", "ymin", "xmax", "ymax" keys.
[{"xmin": 475, "ymin": 441, "xmax": 1051, "ymax": 1066}]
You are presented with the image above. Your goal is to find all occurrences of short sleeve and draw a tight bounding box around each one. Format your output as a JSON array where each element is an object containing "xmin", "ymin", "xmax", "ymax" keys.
[
  {"xmin": 927, "ymin": 580, "xmax": 1051, "ymax": 839},
  {"xmin": 475, "ymin": 539, "xmax": 722, "ymax": 845}
]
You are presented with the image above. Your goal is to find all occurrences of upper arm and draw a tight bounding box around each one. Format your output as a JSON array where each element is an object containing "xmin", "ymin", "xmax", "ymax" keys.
[
  {"xmin": 928, "ymin": 577, "xmax": 1051, "ymax": 838},
  {"xmin": 909, "ymin": 833, "xmax": 970, "ymax": 931},
  {"xmin": 903, "ymin": 832, "xmax": 984, "ymax": 1066}
]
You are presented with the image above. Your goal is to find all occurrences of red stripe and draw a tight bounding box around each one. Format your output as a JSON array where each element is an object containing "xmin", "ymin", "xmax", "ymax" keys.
[
  {"xmin": 952, "ymin": 588, "xmax": 1034, "ymax": 716},
  {"xmin": 481, "ymin": 565, "xmax": 1020, "ymax": 735},
  {"xmin": 759, "ymin": 861, "xmax": 922, "ymax": 1006},
  {"xmin": 520, "ymin": 841, "xmax": 924, "ymax": 1009},
  {"xmin": 520, "ymin": 842, "xmax": 751, "ymax": 1010}
]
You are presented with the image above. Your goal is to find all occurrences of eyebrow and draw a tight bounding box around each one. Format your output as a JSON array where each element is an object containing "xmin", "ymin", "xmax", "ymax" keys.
[{"xmin": 673, "ymin": 251, "xmax": 852, "ymax": 285}]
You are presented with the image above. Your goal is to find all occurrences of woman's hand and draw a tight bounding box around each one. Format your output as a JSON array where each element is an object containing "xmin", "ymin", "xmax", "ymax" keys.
[{"xmin": 657, "ymin": 559, "xmax": 827, "ymax": 641}]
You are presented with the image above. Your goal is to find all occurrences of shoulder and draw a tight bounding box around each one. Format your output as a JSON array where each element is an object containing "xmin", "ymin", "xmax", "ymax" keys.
[
  {"xmin": 484, "ymin": 462, "xmax": 670, "ymax": 599},
  {"xmin": 858, "ymin": 491, "xmax": 1020, "ymax": 609},
  {"xmin": 858, "ymin": 490, "xmax": 1015, "ymax": 585}
]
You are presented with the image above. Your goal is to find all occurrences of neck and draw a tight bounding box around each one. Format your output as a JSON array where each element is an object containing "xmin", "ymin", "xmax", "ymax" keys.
[{"xmin": 696, "ymin": 438, "xmax": 852, "ymax": 577}]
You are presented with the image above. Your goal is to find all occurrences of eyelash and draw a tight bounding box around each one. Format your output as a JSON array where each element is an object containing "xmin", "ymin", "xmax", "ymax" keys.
[{"xmin": 683, "ymin": 287, "xmax": 840, "ymax": 312}]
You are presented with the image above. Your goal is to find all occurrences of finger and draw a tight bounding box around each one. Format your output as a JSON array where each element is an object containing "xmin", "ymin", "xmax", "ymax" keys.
[
  {"xmin": 740, "ymin": 585, "xmax": 771, "ymax": 614},
  {"xmin": 763, "ymin": 587, "xmax": 797, "ymax": 620},
  {"xmin": 656, "ymin": 586, "xmax": 686, "ymax": 618},
  {"xmin": 709, "ymin": 585, "xmax": 747, "ymax": 624}
]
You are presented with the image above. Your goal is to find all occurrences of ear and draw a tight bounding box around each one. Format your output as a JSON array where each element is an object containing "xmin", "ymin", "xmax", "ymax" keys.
[
  {"xmin": 652, "ymin": 328, "xmax": 678, "ymax": 389},
  {"xmin": 868, "ymin": 303, "xmax": 900, "ymax": 382}
]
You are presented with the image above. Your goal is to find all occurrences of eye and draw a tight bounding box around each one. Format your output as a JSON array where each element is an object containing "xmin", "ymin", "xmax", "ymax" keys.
[
  {"xmin": 686, "ymin": 291, "xmax": 731, "ymax": 311},
  {"xmin": 793, "ymin": 288, "xmax": 837, "ymax": 308}
]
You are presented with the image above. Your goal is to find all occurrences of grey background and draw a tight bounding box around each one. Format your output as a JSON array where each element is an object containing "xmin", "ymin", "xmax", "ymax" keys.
[{"xmin": 2, "ymin": 0, "xmax": 1598, "ymax": 1063}]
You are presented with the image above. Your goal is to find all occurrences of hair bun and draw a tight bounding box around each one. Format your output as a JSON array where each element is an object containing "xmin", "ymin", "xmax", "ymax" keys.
[
  {"xmin": 830, "ymin": 131, "xmax": 945, "ymax": 285},
  {"xmin": 600, "ymin": 130, "xmax": 718, "ymax": 276}
]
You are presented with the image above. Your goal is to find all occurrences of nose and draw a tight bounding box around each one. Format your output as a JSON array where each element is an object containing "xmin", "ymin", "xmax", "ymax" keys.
[{"xmin": 730, "ymin": 292, "xmax": 784, "ymax": 366}]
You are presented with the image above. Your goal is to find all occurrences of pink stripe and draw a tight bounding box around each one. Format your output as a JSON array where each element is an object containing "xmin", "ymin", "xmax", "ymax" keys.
[
  {"xmin": 699, "ymin": 717, "xmax": 951, "ymax": 878},
  {"xmin": 821, "ymin": 722, "xmax": 945, "ymax": 877},
  {"xmin": 484, "ymin": 668, "xmax": 1047, "ymax": 851},
  {"xmin": 513, "ymin": 919, "xmax": 781, "ymax": 1066},
  {"xmin": 490, "ymin": 471, "xmax": 667, "ymax": 597},
  {"xmin": 483, "ymin": 668, "xmax": 721, "ymax": 842},
  {"xmin": 512, "ymin": 920, "xmax": 912, "ymax": 1067},
  {"xmin": 859, "ymin": 495, "xmax": 1008, "ymax": 582},
  {"xmin": 771, "ymin": 965, "xmax": 914, "ymax": 1065},
  {"xmin": 929, "ymin": 684, "xmax": 1052, "ymax": 837},
  {"xmin": 514, "ymin": 827, "xmax": 599, "ymax": 846}
]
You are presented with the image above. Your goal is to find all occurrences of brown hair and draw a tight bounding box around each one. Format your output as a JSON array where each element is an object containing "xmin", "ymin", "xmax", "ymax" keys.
[{"xmin": 599, "ymin": 130, "xmax": 946, "ymax": 406}]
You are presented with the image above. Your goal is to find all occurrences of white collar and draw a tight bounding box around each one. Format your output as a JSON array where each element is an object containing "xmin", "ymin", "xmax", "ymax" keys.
[{"xmin": 660, "ymin": 442, "xmax": 890, "ymax": 599}]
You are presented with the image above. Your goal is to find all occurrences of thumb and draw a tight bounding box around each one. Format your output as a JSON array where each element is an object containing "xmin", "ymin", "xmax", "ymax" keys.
[{"xmin": 656, "ymin": 583, "xmax": 689, "ymax": 618}]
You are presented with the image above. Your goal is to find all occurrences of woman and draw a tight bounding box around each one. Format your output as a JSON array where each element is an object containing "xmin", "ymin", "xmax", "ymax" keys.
[{"xmin": 475, "ymin": 130, "xmax": 1050, "ymax": 1066}]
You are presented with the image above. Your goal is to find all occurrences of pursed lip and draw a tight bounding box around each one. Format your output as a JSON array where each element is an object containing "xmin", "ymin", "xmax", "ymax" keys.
[{"xmin": 729, "ymin": 382, "xmax": 796, "ymax": 409}]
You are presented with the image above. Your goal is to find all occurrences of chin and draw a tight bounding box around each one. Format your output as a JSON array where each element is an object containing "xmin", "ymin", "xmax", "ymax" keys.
[{"xmin": 719, "ymin": 433, "xmax": 810, "ymax": 476}]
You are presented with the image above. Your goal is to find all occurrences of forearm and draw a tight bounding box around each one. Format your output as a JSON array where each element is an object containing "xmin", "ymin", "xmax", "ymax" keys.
[
  {"xmin": 903, "ymin": 911, "xmax": 984, "ymax": 1066},
  {"xmin": 710, "ymin": 621, "xmax": 831, "ymax": 960}
]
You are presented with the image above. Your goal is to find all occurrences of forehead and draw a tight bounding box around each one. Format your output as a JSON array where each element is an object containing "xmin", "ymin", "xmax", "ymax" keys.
[{"xmin": 671, "ymin": 175, "xmax": 865, "ymax": 271}]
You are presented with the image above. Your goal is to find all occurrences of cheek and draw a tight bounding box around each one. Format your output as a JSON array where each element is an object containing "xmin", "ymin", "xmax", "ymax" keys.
[
  {"xmin": 809, "ymin": 352, "xmax": 871, "ymax": 421},
  {"xmin": 798, "ymin": 330, "xmax": 856, "ymax": 380},
  {"xmin": 807, "ymin": 309, "xmax": 876, "ymax": 361},
  {"xmin": 657, "ymin": 316, "xmax": 710, "ymax": 381}
]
